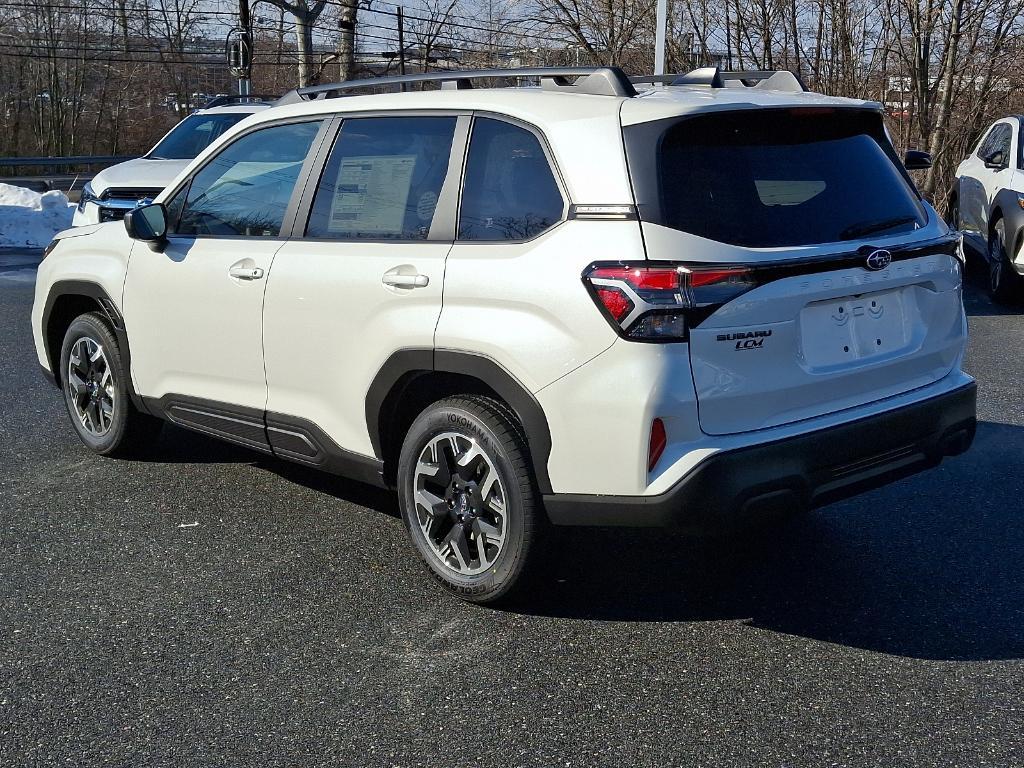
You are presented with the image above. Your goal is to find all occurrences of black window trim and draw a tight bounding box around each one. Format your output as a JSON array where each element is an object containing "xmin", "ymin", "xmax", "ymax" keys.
[
  {"xmin": 453, "ymin": 111, "xmax": 571, "ymax": 245},
  {"xmin": 162, "ymin": 115, "xmax": 333, "ymax": 242},
  {"xmin": 287, "ymin": 109, "xmax": 473, "ymax": 243}
]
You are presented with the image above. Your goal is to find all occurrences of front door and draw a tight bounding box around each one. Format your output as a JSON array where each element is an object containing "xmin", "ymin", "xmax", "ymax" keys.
[{"xmin": 123, "ymin": 119, "xmax": 325, "ymax": 414}]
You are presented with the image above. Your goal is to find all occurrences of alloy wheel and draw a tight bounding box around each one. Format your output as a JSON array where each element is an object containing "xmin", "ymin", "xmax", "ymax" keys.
[
  {"xmin": 66, "ymin": 336, "xmax": 116, "ymax": 437},
  {"xmin": 412, "ymin": 432, "xmax": 508, "ymax": 576}
]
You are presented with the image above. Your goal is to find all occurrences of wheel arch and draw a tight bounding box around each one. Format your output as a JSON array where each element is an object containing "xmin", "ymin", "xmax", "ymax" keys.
[
  {"xmin": 41, "ymin": 281, "xmax": 147, "ymax": 411},
  {"xmin": 991, "ymin": 187, "xmax": 1024, "ymax": 268},
  {"xmin": 366, "ymin": 349, "xmax": 553, "ymax": 494}
]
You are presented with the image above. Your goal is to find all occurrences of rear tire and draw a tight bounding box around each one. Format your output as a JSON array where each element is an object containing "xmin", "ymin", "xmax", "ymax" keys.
[
  {"xmin": 59, "ymin": 312, "xmax": 162, "ymax": 457},
  {"xmin": 397, "ymin": 396, "xmax": 540, "ymax": 604},
  {"xmin": 988, "ymin": 219, "xmax": 1024, "ymax": 304}
]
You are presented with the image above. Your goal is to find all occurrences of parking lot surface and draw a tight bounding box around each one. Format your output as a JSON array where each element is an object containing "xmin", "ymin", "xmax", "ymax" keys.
[{"xmin": 1, "ymin": 250, "xmax": 1022, "ymax": 767}]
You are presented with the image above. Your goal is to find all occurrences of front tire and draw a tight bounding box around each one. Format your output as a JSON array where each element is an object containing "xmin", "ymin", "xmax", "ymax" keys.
[
  {"xmin": 59, "ymin": 312, "xmax": 162, "ymax": 456},
  {"xmin": 988, "ymin": 219, "xmax": 1024, "ymax": 304},
  {"xmin": 397, "ymin": 396, "xmax": 540, "ymax": 604}
]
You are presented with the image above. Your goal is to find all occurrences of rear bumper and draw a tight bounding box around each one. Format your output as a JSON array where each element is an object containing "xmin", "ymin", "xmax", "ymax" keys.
[{"xmin": 543, "ymin": 381, "xmax": 977, "ymax": 531}]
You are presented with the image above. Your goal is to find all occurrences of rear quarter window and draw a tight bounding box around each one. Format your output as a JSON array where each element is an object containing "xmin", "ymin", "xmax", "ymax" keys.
[{"xmin": 624, "ymin": 109, "xmax": 927, "ymax": 248}]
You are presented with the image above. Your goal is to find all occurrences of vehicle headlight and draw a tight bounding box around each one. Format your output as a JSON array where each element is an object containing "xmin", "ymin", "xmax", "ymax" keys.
[{"xmin": 77, "ymin": 181, "xmax": 98, "ymax": 213}]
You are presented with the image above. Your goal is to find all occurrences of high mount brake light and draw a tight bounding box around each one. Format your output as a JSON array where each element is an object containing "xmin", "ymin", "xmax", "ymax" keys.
[{"xmin": 583, "ymin": 262, "xmax": 757, "ymax": 341}]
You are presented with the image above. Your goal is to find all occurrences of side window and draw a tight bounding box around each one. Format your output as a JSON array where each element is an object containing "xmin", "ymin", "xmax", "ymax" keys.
[
  {"xmin": 995, "ymin": 124, "xmax": 1012, "ymax": 161},
  {"xmin": 977, "ymin": 125, "xmax": 998, "ymax": 158},
  {"xmin": 174, "ymin": 120, "xmax": 322, "ymax": 237},
  {"xmin": 305, "ymin": 116, "xmax": 457, "ymax": 240},
  {"xmin": 458, "ymin": 118, "xmax": 564, "ymax": 241}
]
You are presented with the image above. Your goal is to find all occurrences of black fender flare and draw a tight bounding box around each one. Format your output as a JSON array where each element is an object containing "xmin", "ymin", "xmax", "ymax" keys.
[
  {"xmin": 41, "ymin": 280, "xmax": 148, "ymax": 412},
  {"xmin": 365, "ymin": 349, "xmax": 554, "ymax": 494}
]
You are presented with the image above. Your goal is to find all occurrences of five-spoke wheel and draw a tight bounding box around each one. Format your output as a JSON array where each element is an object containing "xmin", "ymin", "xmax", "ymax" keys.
[{"xmin": 398, "ymin": 396, "xmax": 539, "ymax": 603}]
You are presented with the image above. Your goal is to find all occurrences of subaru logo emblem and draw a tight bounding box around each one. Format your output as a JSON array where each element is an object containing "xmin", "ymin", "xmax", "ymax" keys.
[{"xmin": 865, "ymin": 249, "xmax": 892, "ymax": 271}]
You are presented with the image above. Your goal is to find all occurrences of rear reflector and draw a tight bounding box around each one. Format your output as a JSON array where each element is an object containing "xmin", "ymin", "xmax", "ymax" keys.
[{"xmin": 648, "ymin": 418, "xmax": 667, "ymax": 471}]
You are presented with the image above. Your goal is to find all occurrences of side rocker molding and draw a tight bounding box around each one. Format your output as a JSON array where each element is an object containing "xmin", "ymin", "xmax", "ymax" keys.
[
  {"xmin": 365, "ymin": 349, "xmax": 554, "ymax": 495},
  {"xmin": 143, "ymin": 394, "xmax": 388, "ymax": 488},
  {"xmin": 41, "ymin": 280, "xmax": 149, "ymax": 412}
]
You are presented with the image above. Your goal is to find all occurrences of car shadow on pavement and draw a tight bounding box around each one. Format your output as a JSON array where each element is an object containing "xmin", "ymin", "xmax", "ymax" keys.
[
  {"xmin": 508, "ymin": 420, "xmax": 1024, "ymax": 662},
  {"xmin": 145, "ymin": 424, "xmax": 401, "ymax": 516}
]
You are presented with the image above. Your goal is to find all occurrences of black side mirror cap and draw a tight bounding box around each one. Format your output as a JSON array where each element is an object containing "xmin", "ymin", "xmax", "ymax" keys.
[
  {"xmin": 904, "ymin": 150, "xmax": 932, "ymax": 170},
  {"xmin": 125, "ymin": 203, "xmax": 169, "ymax": 251}
]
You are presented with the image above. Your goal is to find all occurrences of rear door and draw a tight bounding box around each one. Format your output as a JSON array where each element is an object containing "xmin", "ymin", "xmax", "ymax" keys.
[
  {"xmin": 262, "ymin": 113, "xmax": 467, "ymax": 459},
  {"xmin": 623, "ymin": 107, "xmax": 966, "ymax": 436}
]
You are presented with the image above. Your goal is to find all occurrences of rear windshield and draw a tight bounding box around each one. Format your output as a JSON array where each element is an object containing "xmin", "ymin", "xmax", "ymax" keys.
[
  {"xmin": 149, "ymin": 113, "xmax": 250, "ymax": 160},
  {"xmin": 624, "ymin": 109, "xmax": 927, "ymax": 248}
]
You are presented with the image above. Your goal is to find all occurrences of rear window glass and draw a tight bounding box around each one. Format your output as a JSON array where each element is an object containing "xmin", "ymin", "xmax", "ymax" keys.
[{"xmin": 624, "ymin": 109, "xmax": 926, "ymax": 248}]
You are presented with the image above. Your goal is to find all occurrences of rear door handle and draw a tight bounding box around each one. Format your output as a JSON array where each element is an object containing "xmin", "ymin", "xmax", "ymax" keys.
[
  {"xmin": 229, "ymin": 265, "xmax": 264, "ymax": 280},
  {"xmin": 382, "ymin": 272, "xmax": 429, "ymax": 288}
]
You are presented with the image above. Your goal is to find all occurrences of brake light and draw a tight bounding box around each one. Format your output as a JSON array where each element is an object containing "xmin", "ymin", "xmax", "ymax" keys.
[
  {"xmin": 648, "ymin": 418, "xmax": 667, "ymax": 472},
  {"xmin": 583, "ymin": 262, "xmax": 757, "ymax": 341}
]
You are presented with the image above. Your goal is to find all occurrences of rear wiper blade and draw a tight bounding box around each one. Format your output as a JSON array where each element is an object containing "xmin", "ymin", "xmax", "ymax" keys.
[{"xmin": 839, "ymin": 216, "xmax": 918, "ymax": 241}]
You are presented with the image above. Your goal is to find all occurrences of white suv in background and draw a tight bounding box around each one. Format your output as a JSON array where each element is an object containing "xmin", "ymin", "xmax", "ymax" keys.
[
  {"xmin": 951, "ymin": 115, "xmax": 1024, "ymax": 302},
  {"xmin": 72, "ymin": 97, "xmax": 272, "ymax": 226},
  {"xmin": 33, "ymin": 67, "xmax": 976, "ymax": 603}
]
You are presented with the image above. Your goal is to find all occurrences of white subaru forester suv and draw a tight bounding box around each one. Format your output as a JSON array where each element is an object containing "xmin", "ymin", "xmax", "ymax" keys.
[
  {"xmin": 72, "ymin": 97, "xmax": 271, "ymax": 226},
  {"xmin": 32, "ymin": 67, "xmax": 977, "ymax": 603}
]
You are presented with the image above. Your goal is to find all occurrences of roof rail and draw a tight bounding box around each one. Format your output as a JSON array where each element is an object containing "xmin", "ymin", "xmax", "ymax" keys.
[
  {"xmin": 633, "ymin": 67, "xmax": 807, "ymax": 93},
  {"xmin": 275, "ymin": 67, "xmax": 637, "ymax": 105},
  {"xmin": 201, "ymin": 94, "xmax": 277, "ymax": 109}
]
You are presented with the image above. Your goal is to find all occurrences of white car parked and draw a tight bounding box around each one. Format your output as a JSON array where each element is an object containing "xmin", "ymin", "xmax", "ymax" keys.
[
  {"xmin": 951, "ymin": 115, "xmax": 1024, "ymax": 302},
  {"xmin": 34, "ymin": 67, "xmax": 976, "ymax": 602},
  {"xmin": 72, "ymin": 97, "xmax": 272, "ymax": 226}
]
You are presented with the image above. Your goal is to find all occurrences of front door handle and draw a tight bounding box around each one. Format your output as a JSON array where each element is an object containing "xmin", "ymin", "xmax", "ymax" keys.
[
  {"xmin": 229, "ymin": 265, "xmax": 264, "ymax": 280},
  {"xmin": 382, "ymin": 272, "xmax": 429, "ymax": 288}
]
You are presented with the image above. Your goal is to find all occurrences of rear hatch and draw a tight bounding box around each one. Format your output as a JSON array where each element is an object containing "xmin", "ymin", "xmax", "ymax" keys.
[{"xmin": 623, "ymin": 106, "xmax": 965, "ymax": 435}]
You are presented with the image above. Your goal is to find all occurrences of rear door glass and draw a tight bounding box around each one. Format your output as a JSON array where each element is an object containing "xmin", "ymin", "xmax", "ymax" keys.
[{"xmin": 305, "ymin": 116, "xmax": 457, "ymax": 240}]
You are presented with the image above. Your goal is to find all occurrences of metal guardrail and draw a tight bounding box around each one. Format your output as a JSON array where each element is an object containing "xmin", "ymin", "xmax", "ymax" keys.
[{"xmin": 0, "ymin": 155, "xmax": 139, "ymax": 169}]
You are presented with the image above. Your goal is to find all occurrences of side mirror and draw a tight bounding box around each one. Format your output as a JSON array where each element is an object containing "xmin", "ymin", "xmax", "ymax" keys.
[
  {"xmin": 124, "ymin": 203, "xmax": 168, "ymax": 251},
  {"xmin": 983, "ymin": 150, "xmax": 1006, "ymax": 170},
  {"xmin": 904, "ymin": 149, "xmax": 932, "ymax": 170}
]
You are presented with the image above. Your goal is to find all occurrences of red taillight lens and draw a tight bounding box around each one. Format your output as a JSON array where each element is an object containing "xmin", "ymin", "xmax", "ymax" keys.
[
  {"xmin": 648, "ymin": 418, "xmax": 667, "ymax": 472},
  {"xmin": 688, "ymin": 267, "xmax": 752, "ymax": 288},
  {"xmin": 595, "ymin": 286, "xmax": 634, "ymax": 321},
  {"xmin": 583, "ymin": 262, "xmax": 758, "ymax": 341},
  {"xmin": 589, "ymin": 266, "xmax": 680, "ymax": 291}
]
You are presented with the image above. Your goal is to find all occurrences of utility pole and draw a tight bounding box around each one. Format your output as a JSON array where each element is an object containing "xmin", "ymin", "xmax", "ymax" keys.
[
  {"xmin": 237, "ymin": 0, "xmax": 252, "ymax": 96},
  {"xmin": 397, "ymin": 6, "xmax": 407, "ymax": 90},
  {"xmin": 654, "ymin": 0, "xmax": 667, "ymax": 75}
]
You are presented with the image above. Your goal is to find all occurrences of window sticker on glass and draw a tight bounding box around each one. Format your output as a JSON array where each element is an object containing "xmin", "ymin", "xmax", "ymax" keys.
[{"xmin": 327, "ymin": 155, "xmax": 417, "ymax": 235}]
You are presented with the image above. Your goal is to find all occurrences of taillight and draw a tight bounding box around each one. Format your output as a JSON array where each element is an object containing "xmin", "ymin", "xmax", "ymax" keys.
[
  {"xmin": 648, "ymin": 418, "xmax": 667, "ymax": 472},
  {"xmin": 583, "ymin": 262, "xmax": 757, "ymax": 341}
]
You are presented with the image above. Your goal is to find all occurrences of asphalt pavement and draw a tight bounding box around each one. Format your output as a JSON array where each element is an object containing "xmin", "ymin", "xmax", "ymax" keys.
[{"xmin": 1, "ymin": 248, "xmax": 1022, "ymax": 767}]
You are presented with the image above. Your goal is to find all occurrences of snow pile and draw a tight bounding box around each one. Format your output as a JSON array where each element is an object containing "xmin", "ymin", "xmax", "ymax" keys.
[{"xmin": 0, "ymin": 182, "xmax": 76, "ymax": 248}]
